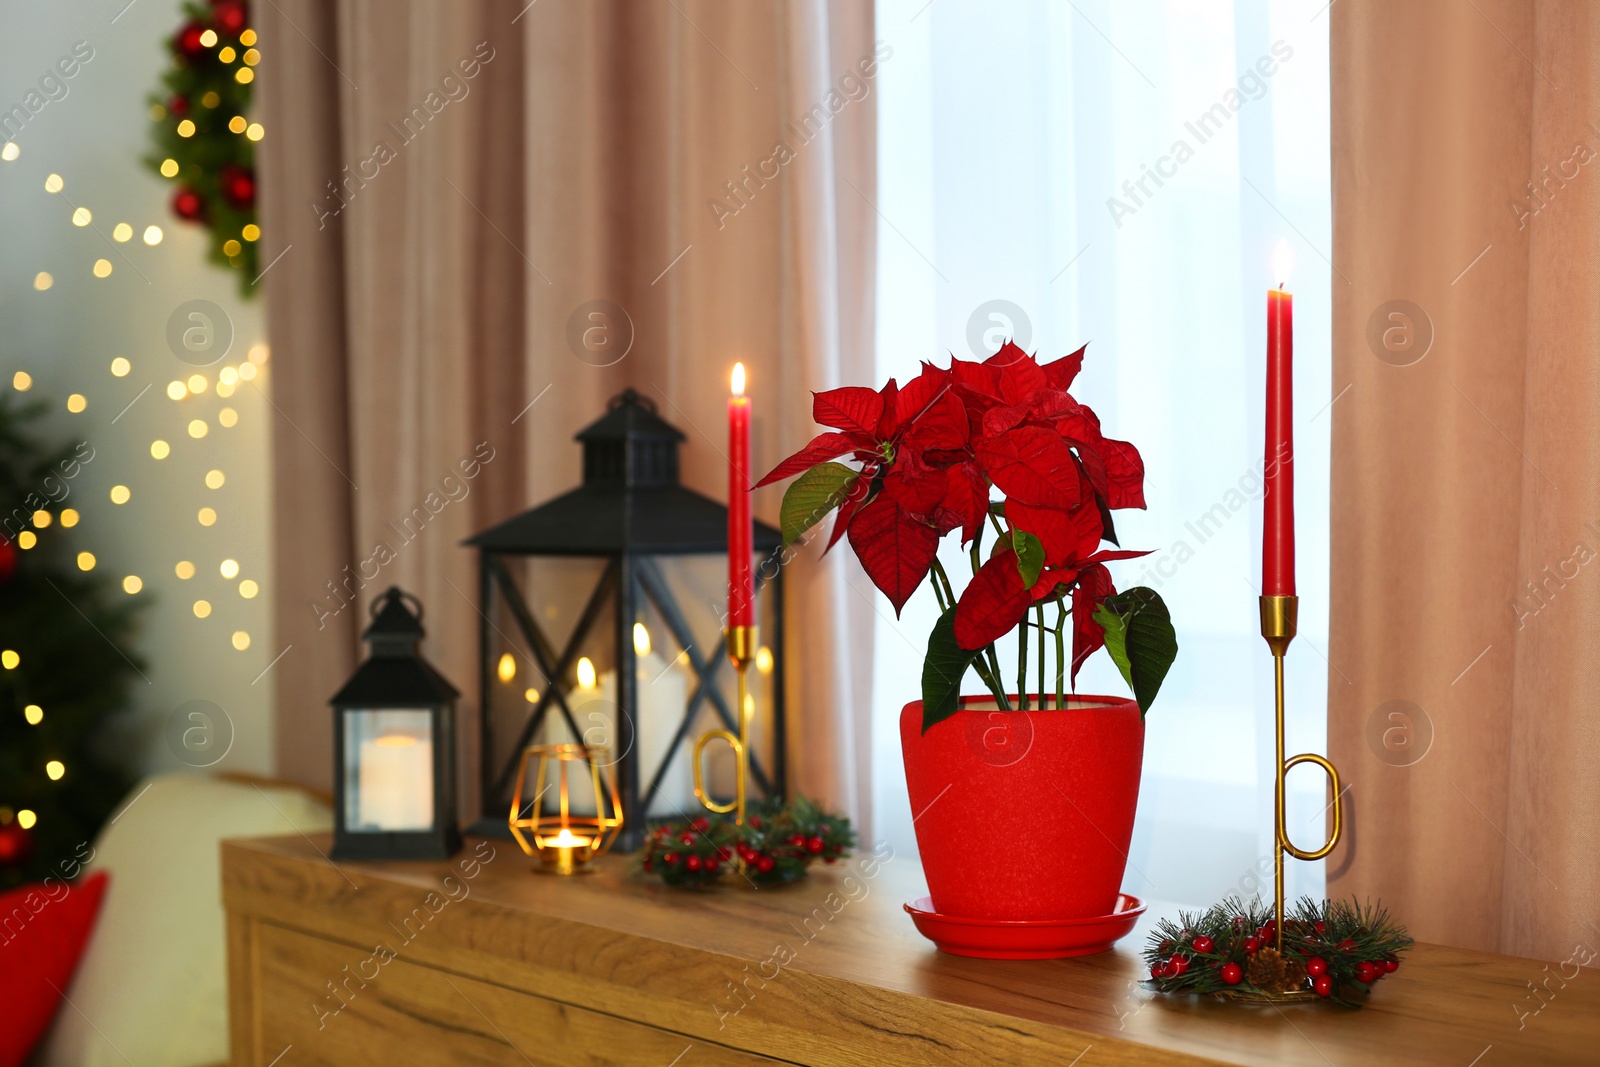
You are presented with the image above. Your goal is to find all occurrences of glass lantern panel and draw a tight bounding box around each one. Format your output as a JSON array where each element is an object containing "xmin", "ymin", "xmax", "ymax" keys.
[{"xmin": 343, "ymin": 709, "xmax": 436, "ymax": 832}]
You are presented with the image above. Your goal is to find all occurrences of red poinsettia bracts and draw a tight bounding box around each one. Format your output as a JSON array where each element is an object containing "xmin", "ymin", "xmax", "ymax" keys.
[{"xmin": 760, "ymin": 341, "xmax": 1176, "ymax": 725}]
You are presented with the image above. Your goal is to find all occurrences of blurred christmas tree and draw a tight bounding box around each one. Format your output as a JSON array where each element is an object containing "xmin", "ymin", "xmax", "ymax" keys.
[{"xmin": 0, "ymin": 393, "xmax": 145, "ymax": 887}]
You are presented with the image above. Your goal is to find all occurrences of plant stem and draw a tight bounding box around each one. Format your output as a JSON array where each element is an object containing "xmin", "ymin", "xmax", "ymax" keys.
[
  {"xmin": 1055, "ymin": 601, "xmax": 1067, "ymax": 709},
  {"xmin": 1036, "ymin": 604, "xmax": 1046, "ymax": 710},
  {"xmin": 930, "ymin": 557, "xmax": 957, "ymax": 608},
  {"xmin": 932, "ymin": 556, "xmax": 1009, "ymax": 710},
  {"xmin": 1017, "ymin": 612, "xmax": 1029, "ymax": 711}
]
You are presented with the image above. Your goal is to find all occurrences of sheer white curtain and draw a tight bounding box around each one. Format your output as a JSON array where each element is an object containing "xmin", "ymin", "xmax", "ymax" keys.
[{"xmin": 871, "ymin": 0, "xmax": 1331, "ymax": 907}]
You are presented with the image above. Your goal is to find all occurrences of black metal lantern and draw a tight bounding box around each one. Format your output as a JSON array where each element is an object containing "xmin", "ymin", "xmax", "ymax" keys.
[
  {"xmin": 330, "ymin": 587, "xmax": 462, "ymax": 861},
  {"xmin": 466, "ymin": 389, "xmax": 786, "ymax": 849}
]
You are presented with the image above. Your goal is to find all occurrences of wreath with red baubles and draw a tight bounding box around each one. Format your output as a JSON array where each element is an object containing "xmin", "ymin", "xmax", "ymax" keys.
[
  {"xmin": 146, "ymin": 0, "xmax": 260, "ymax": 295},
  {"xmin": 1143, "ymin": 896, "xmax": 1412, "ymax": 1008},
  {"xmin": 638, "ymin": 796, "xmax": 855, "ymax": 888}
]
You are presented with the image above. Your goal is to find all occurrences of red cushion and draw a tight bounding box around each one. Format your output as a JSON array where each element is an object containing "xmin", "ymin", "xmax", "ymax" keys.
[{"xmin": 0, "ymin": 870, "xmax": 110, "ymax": 1067}]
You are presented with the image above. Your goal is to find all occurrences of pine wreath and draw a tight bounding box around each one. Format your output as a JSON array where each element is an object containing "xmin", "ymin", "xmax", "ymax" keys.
[
  {"xmin": 638, "ymin": 797, "xmax": 856, "ymax": 888},
  {"xmin": 145, "ymin": 0, "xmax": 260, "ymax": 294}
]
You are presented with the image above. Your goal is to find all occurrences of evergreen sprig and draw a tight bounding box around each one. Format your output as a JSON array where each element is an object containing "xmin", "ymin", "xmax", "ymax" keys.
[{"xmin": 1143, "ymin": 895, "xmax": 1413, "ymax": 1007}]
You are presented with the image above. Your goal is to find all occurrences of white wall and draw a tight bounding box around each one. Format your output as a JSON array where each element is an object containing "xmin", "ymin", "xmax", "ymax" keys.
[{"xmin": 0, "ymin": 0, "xmax": 275, "ymax": 775}]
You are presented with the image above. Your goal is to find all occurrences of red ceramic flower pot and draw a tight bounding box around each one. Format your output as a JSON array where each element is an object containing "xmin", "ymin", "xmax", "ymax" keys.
[{"xmin": 900, "ymin": 695, "xmax": 1143, "ymax": 922}]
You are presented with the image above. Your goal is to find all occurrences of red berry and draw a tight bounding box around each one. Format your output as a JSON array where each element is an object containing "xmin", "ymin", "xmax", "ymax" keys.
[
  {"xmin": 1313, "ymin": 921, "xmax": 1326, "ymax": 935},
  {"xmin": 692, "ymin": 817, "xmax": 710, "ymax": 832},
  {"xmin": 756, "ymin": 855, "xmax": 775, "ymax": 873},
  {"xmin": 807, "ymin": 836, "xmax": 825, "ymax": 855},
  {"xmin": 643, "ymin": 859, "xmax": 653, "ymax": 872},
  {"xmin": 1220, "ymin": 962, "xmax": 1243, "ymax": 986},
  {"xmin": 823, "ymin": 856, "xmax": 836, "ymax": 864},
  {"xmin": 1305, "ymin": 957, "xmax": 1328, "ymax": 977},
  {"xmin": 1337, "ymin": 938, "xmax": 1356, "ymax": 952},
  {"xmin": 685, "ymin": 854, "xmax": 702, "ymax": 872},
  {"xmin": 679, "ymin": 832, "xmax": 695, "ymax": 846},
  {"xmin": 1355, "ymin": 961, "xmax": 1378, "ymax": 983},
  {"xmin": 1244, "ymin": 936, "xmax": 1261, "ymax": 954},
  {"xmin": 1169, "ymin": 954, "xmax": 1190, "ymax": 976},
  {"xmin": 1383, "ymin": 959, "xmax": 1399, "ymax": 974},
  {"xmin": 1313, "ymin": 975, "xmax": 1333, "ymax": 997},
  {"xmin": 704, "ymin": 857, "xmax": 720, "ymax": 873},
  {"xmin": 663, "ymin": 852, "xmax": 679, "ymax": 865},
  {"xmin": 1191, "ymin": 935, "xmax": 1215, "ymax": 954},
  {"xmin": 718, "ymin": 847, "xmax": 733, "ymax": 861},
  {"xmin": 748, "ymin": 816, "xmax": 762, "ymax": 829},
  {"xmin": 1150, "ymin": 962, "xmax": 1164, "ymax": 980}
]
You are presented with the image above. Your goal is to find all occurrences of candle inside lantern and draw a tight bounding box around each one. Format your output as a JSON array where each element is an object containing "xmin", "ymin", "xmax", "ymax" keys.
[
  {"xmin": 728, "ymin": 363, "xmax": 754, "ymax": 627},
  {"xmin": 356, "ymin": 729, "xmax": 433, "ymax": 831},
  {"xmin": 543, "ymin": 826, "xmax": 594, "ymax": 875},
  {"xmin": 1263, "ymin": 240, "xmax": 1296, "ymax": 597}
]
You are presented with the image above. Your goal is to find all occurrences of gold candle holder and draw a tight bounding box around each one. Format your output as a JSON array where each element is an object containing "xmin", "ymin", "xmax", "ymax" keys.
[
  {"xmin": 1260, "ymin": 595, "xmax": 1343, "ymax": 953},
  {"xmin": 693, "ymin": 625, "xmax": 756, "ymax": 832},
  {"xmin": 508, "ymin": 743, "xmax": 623, "ymax": 875}
]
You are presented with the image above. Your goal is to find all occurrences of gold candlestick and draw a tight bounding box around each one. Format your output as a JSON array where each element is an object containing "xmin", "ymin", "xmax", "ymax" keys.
[
  {"xmin": 694, "ymin": 625, "xmax": 757, "ymax": 830},
  {"xmin": 1260, "ymin": 595, "xmax": 1343, "ymax": 953}
]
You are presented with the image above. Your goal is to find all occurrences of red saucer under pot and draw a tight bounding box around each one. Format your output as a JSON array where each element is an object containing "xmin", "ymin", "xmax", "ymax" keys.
[{"xmin": 900, "ymin": 695, "xmax": 1144, "ymax": 942}]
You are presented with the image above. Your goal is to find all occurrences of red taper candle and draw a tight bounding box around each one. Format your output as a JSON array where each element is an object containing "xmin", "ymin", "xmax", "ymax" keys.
[
  {"xmin": 728, "ymin": 363, "xmax": 754, "ymax": 626},
  {"xmin": 1263, "ymin": 255, "xmax": 1295, "ymax": 596}
]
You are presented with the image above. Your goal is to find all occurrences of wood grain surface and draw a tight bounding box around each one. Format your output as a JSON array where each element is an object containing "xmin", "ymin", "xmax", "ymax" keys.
[{"xmin": 222, "ymin": 834, "xmax": 1600, "ymax": 1066}]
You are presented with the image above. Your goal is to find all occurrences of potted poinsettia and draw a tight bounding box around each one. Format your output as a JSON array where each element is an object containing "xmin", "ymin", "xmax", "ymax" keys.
[{"xmin": 757, "ymin": 342, "xmax": 1177, "ymax": 929}]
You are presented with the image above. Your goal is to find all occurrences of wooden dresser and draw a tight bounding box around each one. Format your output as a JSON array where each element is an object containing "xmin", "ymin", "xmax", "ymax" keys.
[{"xmin": 222, "ymin": 834, "xmax": 1598, "ymax": 1066}]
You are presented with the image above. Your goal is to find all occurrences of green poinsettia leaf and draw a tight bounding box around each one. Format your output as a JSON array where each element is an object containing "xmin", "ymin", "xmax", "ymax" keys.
[
  {"xmin": 779, "ymin": 462, "xmax": 859, "ymax": 544},
  {"xmin": 921, "ymin": 607, "xmax": 978, "ymax": 733},
  {"xmin": 1011, "ymin": 528, "xmax": 1045, "ymax": 588},
  {"xmin": 1091, "ymin": 586, "xmax": 1177, "ymax": 716}
]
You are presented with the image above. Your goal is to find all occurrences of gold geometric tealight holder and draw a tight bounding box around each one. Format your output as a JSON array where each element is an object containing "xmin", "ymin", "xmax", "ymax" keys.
[{"xmin": 509, "ymin": 743, "xmax": 623, "ymax": 875}]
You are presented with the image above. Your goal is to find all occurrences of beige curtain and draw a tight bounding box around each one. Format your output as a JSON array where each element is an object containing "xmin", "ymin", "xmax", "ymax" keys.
[
  {"xmin": 1330, "ymin": 0, "xmax": 1600, "ymax": 960},
  {"xmin": 257, "ymin": 1, "xmax": 878, "ymax": 832}
]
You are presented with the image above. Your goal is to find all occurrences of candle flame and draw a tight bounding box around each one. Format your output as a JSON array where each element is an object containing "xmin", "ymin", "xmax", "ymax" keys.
[
  {"xmin": 633, "ymin": 622, "xmax": 652, "ymax": 657},
  {"xmin": 1272, "ymin": 239, "xmax": 1294, "ymax": 289},
  {"xmin": 549, "ymin": 828, "xmax": 592, "ymax": 848},
  {"xmin": 576, "ymin": 656, "xmax": 597, "ymax": 689},
  {"xmin": 374, "ymin": 733, "xmax": 419, "ymax": 748},
  {"xmin": 731, "ymin": 362, "xmax": 746, "ymax": 397},
  {"xmin": 496, "ymin": 651, "xmax": 516, "ymax": 683}
]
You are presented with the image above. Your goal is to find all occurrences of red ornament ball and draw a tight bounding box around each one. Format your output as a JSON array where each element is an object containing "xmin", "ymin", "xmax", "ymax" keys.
[
  {"xmin": 1150, "ymin": 962, "xmax": 1164, "ymax": 980},
  {"xmin": 211, "ymin": 0, "xmax": 248, "ymax": 36},
  {"xmin": 663, "ymin": 852, "xmax": 678, "ymax": 865},
  {"xmin": 168, "ymin": 95, "xmax": 190, "ymax": 117},
  {"xmin": 691, "ymin": 817, "xmax": 710, "ymax": 832},
  {"xmin": 685, "ymin": 854, "xmax": 702, "ymax": 872},
  {"xmin": 1220, "ymin": 962, "xmax": 1243, "ymax": 986},
  {"xmin": 0, "ymin": 820, "xmax": 33, "ymax": 867},
  {"xmin": 174, "ymin": 21, "xmax": 208, "ymax": 59},
  {"xmin": 1383, "ymin": 958, "xmax": 1400, "ymax": 974},
  {"xmin": 1305, "ymin": 956, "xmax": 1329, "ymax": 977},
  {"xmin": 704, "ymin": 857, "xmax": 719, "ymax": 873},
  {"xmin": 1168, "ymin": 954, "xmax": 1190, "ymax": 976},
  {"xmin": 756, "ymin": 855, "xmax": 775, "ymax": 874},
  {"xmin": 677, "ymin": 831, "xmax": 695, "ymax": 846},
  {"xmin": 1313, "ymin": 974, "xmax": 1333, "ymax": 997},
  {"xmin": 806, "ymin": 836, "xmax": 825, "ymax": 855},
  {"xmin": 1354, "ymin": 961, "xmax": 1380, "ymax": 983},
  {"xmin": 1191, "ymin": 935, "xmax": 1215, "ymax": 954},
  {"xmin": 172, "ymin": 186, "xmax": 206, "ymax": 222},
  {"xmin": 220, "ymin": 165, "xmax": 256, "ymax": 210}
]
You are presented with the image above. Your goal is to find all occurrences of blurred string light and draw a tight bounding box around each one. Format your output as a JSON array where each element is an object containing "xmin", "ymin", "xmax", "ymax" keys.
[
  {"xmin": 1, "ymin": 143, "xmax": 19, "ymax": 161},
  {"xmin": 111, "ymin": 357, "xmax": 130, "ymax": 376},
  {"xmin": 218, "ymin": 408, "xmax": 237, "ymax": 428},
  {"xmin": 113, "ymin": 223, "xmax": 133, "ymax": 242},
  {"xmin": 144, "ymin": 225, "xmax": 163, "ymax": 245},
  {"xmin": 198, "ymin": 507, "xmax": 217, "ymax": 527},
  {"xmin": 17, "ymin": 809, "xmax": 36, "ymax": 829},
  {"xmin": 205, "ymin": 469, "xmax": 225, "ymax": 488},
  {"xmin": 72, "ymin": 207, "xmax": 91, "ymax": 226},
  {"xmin": 76, "ymin": 552, "xmax": 95, "ymax": 572},
  {"xmin": 17, "ymin": 532, "xmax": 35, "ymax": 550},
  {"xmin": 46, "ymin": 761, "xmax": 64, "ymax": 781},
  {"xmin": 24, "ymin": 705, "xmax": 43, "ymax": 725},
  {"xmin": 238, "ymin": 579, "xmax": 258, "ymax": 599},
  {"xmin": 150, "ymin": 439, "xmax": 170, "ymax": 459},
  {"xmin": 167, "ymin": 380, "xmax": 187, "ymax": 400},
  {"xmin": 66, "ymin": 394, "xmax": 86, "ymax": 413},
  {"xmin": 92, "ymin": 259, "xmax": 112, "ymax": 278},
  {"xmin": 110, "ymin": 485, "xmax": 130, "ymax": 504},
  {"xmin": 232, "ymin": 631, "xmax": 250, "ymax": 650},
  {"xmin": 220, "ymin": 559, "xmax": 239, "ymax": 579},
  {"xmin": 59, "ymin": 509, "xmax": 78, "ymax": 527},
  {"xmin": 1, "ymin": 651, "xmax": 18, "ymax": 669},
  {"xmin": 189, "ymin": 419, "xmax": 208, "ymax": 438},
  {"xmin": 44, "ymin": 173, "xmax": 62, "ymax": 193},
  {"xmin": 193, "ymin": 600, "xmax": 211, "ymax": 618},
  {"xmin": 175, "ymin": 561, "xmax": 195, "ymax": 579},
  {"xmin": 13, "ymin": 372, "xmax": 31, "ymax": 390},
  {"xmin": 33, "ymin": 273, "xmax": 51, "ymax": 291},
  {"xmin": 123, "ymin": 576, "xmax": 143, "ymax": 594}
]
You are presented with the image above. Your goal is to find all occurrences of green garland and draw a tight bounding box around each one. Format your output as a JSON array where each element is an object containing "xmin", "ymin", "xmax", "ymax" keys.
[
  {"xmin": 144, "ymin": 0, "xmax": 260, "ymax": 294},
  {"xmin": 638, "ymin": 797, "xmax": 855, "ymax": 888},
  {"xmin": 1143, "ymin": 895, "xmax": 1413, "ymax": 1007}
]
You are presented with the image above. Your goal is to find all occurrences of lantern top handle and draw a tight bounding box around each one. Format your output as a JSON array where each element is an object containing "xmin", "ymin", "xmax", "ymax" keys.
[
  {"xmin": 364, "ymin": 586, "xmax": 425, "ymax": 643},
  {"xmin": 608, "ymin": 388, "xmax": 657, "ymax": 414}
]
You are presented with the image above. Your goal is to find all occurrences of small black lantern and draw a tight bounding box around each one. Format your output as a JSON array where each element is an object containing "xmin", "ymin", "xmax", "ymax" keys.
[
  {"xmin": 330, "ymin": 587, "xmax": 462, "ymax": 860},
  {"xmin": 466, "ymin": 390, "xmax": 786, "ymax": 849}
]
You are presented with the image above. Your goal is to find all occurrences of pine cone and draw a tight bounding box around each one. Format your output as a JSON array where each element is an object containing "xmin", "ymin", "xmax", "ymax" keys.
[
  {"xmin": 1279, "ymin": 957, "xmax": 1309, "ymax": 992},
  {"xmin": 1247, "ymin": 947, "xmax": 1288, "ymax": 990}
]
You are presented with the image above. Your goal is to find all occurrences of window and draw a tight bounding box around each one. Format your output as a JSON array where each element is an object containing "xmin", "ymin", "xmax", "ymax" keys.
[{"xmin": 871, "ymin": 0, "xmax": 1332, "ymax": 907}]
